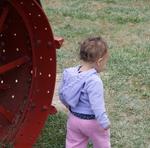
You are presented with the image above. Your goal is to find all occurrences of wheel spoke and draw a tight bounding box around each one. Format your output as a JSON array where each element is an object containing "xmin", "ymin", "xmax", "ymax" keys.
[{"xmin": 0, "ymin": 56, "xmax": 30, "ymax": 75}]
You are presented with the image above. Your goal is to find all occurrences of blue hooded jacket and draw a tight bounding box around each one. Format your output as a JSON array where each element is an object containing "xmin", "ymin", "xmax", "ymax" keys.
[{"xmin": 59, "ymin": 66, "xmax": 110, "ymax": 129}]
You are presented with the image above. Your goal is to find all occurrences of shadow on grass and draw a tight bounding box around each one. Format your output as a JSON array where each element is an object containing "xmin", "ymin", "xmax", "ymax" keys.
[{"xmin": 34, "ymin": 112, "xmax": 67, "ymax": 148}]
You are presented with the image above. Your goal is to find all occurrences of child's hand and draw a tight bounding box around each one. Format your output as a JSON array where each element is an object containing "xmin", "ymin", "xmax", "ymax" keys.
[{"xmin": 104, "ymin": 124, "xmax": 111, "ymax": 130}]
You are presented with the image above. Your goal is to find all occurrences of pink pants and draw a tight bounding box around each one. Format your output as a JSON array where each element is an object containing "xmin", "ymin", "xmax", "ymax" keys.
[{"xmin": 66, "ymin": 113, "xmax": 111, "ymax": 148}]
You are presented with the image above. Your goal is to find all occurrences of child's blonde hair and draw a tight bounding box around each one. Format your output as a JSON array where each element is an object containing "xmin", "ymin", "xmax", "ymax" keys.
[{"xmin": 79, "ymin": 37, "xmax": 108, "ymax": 62}]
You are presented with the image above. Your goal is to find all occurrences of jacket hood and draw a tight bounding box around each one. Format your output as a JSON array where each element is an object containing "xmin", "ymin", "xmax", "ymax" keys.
[{"xmin": 59, "ymin": 66, "xmax": 97, "ymax": 108}]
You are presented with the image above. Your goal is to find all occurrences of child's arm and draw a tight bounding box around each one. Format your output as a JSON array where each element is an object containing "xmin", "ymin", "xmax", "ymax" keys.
[{"xmin": 86, "ymin": 78, "xmax": 111, "ymax": 130}]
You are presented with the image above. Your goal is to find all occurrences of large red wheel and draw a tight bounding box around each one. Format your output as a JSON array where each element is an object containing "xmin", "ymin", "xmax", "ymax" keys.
[{"xmin": 0, "ymin": 0, "xmax": 63, "ymax": 147}]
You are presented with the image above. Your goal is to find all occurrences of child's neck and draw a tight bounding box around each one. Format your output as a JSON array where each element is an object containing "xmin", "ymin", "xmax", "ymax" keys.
[{"xmin": 80, "ymin": 61, "xmax": 95, "ymax": 72}]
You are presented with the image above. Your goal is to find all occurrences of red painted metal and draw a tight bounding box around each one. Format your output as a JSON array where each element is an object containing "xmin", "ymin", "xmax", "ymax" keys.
[
  {"xmin": 0, "ymin": 56, "xmax": 30, "ymax": 74},
  {"xmin": 0, "ymin": 0, "xmax": 63, "ymax": 147},
  {"xmin": 0, "ymin": 106, "xmax": 13, "ymax": 123},
  {"xmin": 0, "ymin": 6, "xmax": 8, "ymax": 32},
  {"xmin": 54, "ymin": 37, "xmax": 64, "ymax": 49}
]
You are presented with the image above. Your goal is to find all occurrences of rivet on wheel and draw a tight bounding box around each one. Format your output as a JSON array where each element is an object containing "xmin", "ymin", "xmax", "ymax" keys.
[
  {"xmin": 30, "ymin": 70, "xmax": 33, "ymax": 74},
  {"xmin": 11, "ymin": 95, "xmax": 15, "ymax": 99},
  {"xmin": 37, "ymin": 40, "xmax": 41, "ymax": 44},
  {"xmin": 42, "ymin": 105, "xmax": 48, "ymax": 111},
  {"xmin": 16, "ymin": 48, "xmax": 19, "ymax": 52},
  {"xmin": 47, "ymin": 90, "xmax": 50, "ymax": 94},
  {"xmin": 1, "ymin": 80, "xmax": 4, "ymax": 84},
  {"xmin": 34, "ymin": 26, "xmax": 37, "ymax": 29},
  {"xmin": 47, "ymin": 41, "xmax": 52, "ymax": 47}
]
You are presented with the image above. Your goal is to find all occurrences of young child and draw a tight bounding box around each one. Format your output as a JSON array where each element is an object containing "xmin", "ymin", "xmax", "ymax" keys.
[{"xmin": 59, "ymin": 36, "xmax": 111, "ymax": 148}]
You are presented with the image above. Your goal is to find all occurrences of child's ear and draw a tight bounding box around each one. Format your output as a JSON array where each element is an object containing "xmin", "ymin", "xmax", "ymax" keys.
[
  {"xmin": 97, "ymin": 57, "xmax": 103, "ymax": 66},
  {"xmin": 98, "ymin": 57, "xmax": 103, "ymax": 62}
]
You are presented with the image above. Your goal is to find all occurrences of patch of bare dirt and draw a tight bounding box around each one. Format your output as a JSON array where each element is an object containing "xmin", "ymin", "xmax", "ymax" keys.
[{"xmin": 52, "ymin": 73, "xmax": 68, "ymax": 112}]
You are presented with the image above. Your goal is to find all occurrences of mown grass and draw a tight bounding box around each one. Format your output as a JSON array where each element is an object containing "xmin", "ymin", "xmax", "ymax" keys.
[
  {"xmin": 34, "ymin": 113, "xmax": 67, "ymax": 148},
  {"xmin": 35, "ymin": 0, "xmax": 150, "ymax": 148}
]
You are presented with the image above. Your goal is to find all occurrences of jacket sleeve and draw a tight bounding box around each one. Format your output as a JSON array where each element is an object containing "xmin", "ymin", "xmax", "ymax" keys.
[{"xmin": 86, "ymin": 78, "xmax": 110, "ymax": 129}]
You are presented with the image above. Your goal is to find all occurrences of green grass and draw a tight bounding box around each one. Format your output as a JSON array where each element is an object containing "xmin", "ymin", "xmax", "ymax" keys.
[
  {"xmin": 34, "ymin": 112, "xmax": 67, "ymax": 148},
  {"xmin": 35, "ymin": 0, "xmax": 150, "ymax": 147}
]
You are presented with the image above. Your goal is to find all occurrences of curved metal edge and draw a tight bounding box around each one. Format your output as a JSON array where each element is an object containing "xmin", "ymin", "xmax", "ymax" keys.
[{"xmin": 7, "ymin": 0, "xmax": 57, "ymax": 146}]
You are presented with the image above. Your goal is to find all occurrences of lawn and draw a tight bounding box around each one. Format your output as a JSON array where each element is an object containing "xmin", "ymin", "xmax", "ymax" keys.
[{"xmin": 35, "ymin": 0, "xmax": 150, "ymax": 148}]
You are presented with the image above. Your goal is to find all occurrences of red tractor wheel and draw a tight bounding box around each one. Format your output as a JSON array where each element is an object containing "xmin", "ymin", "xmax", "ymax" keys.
[{"xmin": 0, "ymin": 0, "xmax": 63, "ymax": 147}]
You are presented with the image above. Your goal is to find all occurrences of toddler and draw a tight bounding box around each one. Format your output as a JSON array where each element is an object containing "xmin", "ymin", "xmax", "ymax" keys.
[{"xmin": 59, "ymin": 36, "xmax": 111, "ymax": 148}]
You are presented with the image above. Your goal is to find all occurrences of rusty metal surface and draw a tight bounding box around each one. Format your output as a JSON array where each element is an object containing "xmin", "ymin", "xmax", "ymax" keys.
[{"xmin": 0, "ymin": 0, "xmax": 62, "ymax": 147}]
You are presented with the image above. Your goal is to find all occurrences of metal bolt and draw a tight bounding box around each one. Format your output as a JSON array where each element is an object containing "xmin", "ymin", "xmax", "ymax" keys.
[
  {"xmin": 42, "ymin": 105, "xmax": 48, "ymax": 111},
  {"xmin": 11, "ymin": 95, "xmax": 15, "ymax": 99},
  {"xmin": 30, "ymin": 70, "xmax": 33, "ymax": 74},
  {"xmin": 47, "ymin": 90, "xmax": 50, "ymax": 94},
  {"xmin": 47, "ymin": 41, "xmax": 52, "ymax": 47},
  {"xmin": 34, "ymin": 26, "xmax": 37, "ymax": 29},
  {"xmin": 16, "ymin": 48, "xmax": 19, "ymax": 52},
  {"xmin": 37, "ymin": 40, "xmax": 41, "ymax": 44}
]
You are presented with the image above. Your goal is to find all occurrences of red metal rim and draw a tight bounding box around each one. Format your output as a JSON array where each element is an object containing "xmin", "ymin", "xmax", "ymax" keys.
[{"xmin": 0, "ymin": 0, "xmax": 58, "ymax": 146}]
